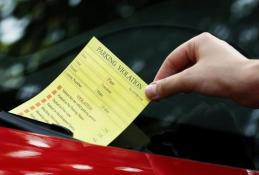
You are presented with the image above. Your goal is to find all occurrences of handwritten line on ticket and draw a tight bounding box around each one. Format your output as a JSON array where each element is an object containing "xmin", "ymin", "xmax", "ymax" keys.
[{"xmin": 10, "ymin": 37, "xmax": 150, "ymax": 146}]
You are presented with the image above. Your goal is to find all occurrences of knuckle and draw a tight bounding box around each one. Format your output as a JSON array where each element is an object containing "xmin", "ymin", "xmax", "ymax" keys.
[
  {"xmin": 189, "ymin": 32, "xmax": 215, "ymax": 58},
  {"xmin": 199, "ymin": 32, "xmax": 226, "ymax": 45},
  {"xmin": 186, "ymin": 40, "xmax": 196, "ymax": 59},
  {"xmin": 197, "ymin": 32, "xmax": 215, "ymax": 43},
  {"xmin": 200, "ymin": 32, "xmax": 213, "ymax": 39}
]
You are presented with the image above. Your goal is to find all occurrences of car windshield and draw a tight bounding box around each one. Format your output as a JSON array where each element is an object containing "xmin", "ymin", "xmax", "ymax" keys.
[{"xmin": 1, "ymin": 0, "xmax": 259, "ymax": 170}]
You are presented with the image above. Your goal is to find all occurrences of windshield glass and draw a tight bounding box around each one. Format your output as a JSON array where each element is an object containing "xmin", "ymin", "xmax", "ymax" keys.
[{"xmin": 1, "ymin": 0, "xmax": 259, "ymax": 170}]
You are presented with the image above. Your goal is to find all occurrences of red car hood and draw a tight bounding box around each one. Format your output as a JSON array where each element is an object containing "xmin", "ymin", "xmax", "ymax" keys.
[{"xmin": 0, "ymin": 127, "xmax": 258, "ymax": 175}]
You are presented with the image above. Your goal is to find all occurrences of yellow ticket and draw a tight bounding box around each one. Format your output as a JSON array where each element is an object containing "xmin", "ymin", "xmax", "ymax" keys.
[{"xmin": 10, "ymin": 37, "xmax": 150, "ymax": 145}]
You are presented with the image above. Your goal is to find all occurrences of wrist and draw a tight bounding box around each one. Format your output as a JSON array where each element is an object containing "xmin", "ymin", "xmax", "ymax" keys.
[
  {"xmin": 243, "ymin": 59, "xmax": 259, "ymax": 84},
  {"xmin": 238, "ymin": 59, "xmax": 259, "ymax": 97},
  {"xmin": 226, "ymin": 59, "xmax": 259, "ymax": 107}
]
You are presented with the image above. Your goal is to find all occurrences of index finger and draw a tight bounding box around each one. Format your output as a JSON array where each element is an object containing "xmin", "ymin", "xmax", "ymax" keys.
[{"xmin": 154, "ymin": 35, "xmax": 199, "ymax": 81}]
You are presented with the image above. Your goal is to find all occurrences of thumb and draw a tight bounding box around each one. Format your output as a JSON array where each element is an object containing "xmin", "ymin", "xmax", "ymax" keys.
[{"xmin": 145, "ymin": 71, "xmax": 191, "ymax": 100}]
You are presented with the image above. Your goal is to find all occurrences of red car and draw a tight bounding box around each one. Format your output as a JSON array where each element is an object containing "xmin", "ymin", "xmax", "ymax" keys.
[
  {"xmin": 0, "ymin": 126, "xmax": 258, "ymax": 175},
  {"xmin": 1, "ymin": 1, "xmax": 259, "ymax": 174}
]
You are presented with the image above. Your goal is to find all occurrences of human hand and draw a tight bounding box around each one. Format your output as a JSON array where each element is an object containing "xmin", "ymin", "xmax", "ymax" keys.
[{"xmin": 145, "ymin": 32, "xmax": 259, "ymax": 107}]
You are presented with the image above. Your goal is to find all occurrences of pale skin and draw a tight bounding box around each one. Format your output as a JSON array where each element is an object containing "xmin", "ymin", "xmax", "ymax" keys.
[{"xmin": 145, "ymin": 32, "xmax": 259, "ymax": 108}]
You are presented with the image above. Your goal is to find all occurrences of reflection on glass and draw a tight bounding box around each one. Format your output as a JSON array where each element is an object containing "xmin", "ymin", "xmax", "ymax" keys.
[
  {"xmin": 17, "ymin": 84, "xmax": 41, "ymax": 101},
  {"xmin": 0, "ymin": 16, "xmax": 29, "ymax": 44},
  {"xmin": 238, "ymin": 27, "xmax": 258, "ymax": 45},
  {"xmin": 116, "ymin": 2, "xmax": 135, "ymax": 18},
  {"xmin": 231, "ymin": 0, "xmax": 259, "ymax": 20},
  {"xmin": 130, "ymin": 60, "xmax": 145, "ymax": 73},
  {"xmin": 0, "ymin": 0, "xmax": 16, "ymax": 17},
  {"xmin": 1, "ymin": 63, "xmax": 25, "ymax": 89},
  {"xmin": 68, "ymin": 0, "xmax": 81, "ymax": 7},
  {"xmin": 210, "ymin": 23, "xmax": 230, "ymax": 40},
  {"xmin": 245, "ymin": 109, "xmax": 259, "ymax": 137}
]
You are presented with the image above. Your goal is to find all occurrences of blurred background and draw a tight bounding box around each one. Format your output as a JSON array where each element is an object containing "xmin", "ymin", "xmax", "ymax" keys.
[{"xmin": 1, "ymin": 0, "xmax": 259, "ymax": 170}]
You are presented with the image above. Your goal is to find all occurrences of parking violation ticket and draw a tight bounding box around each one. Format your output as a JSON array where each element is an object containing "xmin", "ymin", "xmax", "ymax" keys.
[{"xmin": 10, "ymin": 37, "xmax": 150, "ymax": 145}]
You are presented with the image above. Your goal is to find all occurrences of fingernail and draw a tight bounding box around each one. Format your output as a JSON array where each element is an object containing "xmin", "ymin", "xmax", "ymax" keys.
[{"xmin": 145, "ymin": 83, "xmax": 159, "ymax": 100}]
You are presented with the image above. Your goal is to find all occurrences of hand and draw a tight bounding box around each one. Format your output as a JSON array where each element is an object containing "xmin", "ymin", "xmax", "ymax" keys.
[{"xmin": 145, "ymin": 32, "xmax": 259, "ymax": 107}]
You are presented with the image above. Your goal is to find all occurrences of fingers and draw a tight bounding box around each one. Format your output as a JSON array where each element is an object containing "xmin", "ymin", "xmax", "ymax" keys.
[
  {"xmin": 154, "ymin": 32, "xmax": 222, "ymax": 81},
  {"xmin": 154, "ymin": 34, "xmax": 198, "ymax": 81},
  {"xmin": 146, "ymin": 69, "xmax": 193, "ymax": 100},
  {"xmin": 146, "ymin": 32, "xmax": 215, "ymax": 100},
  {"xmin": 145, "ymin": 32, "xmax": 254, "ymax": 104},
  {"xmin": 146, "ymin": 34, "xmax": 201, "ymax": 100}
]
